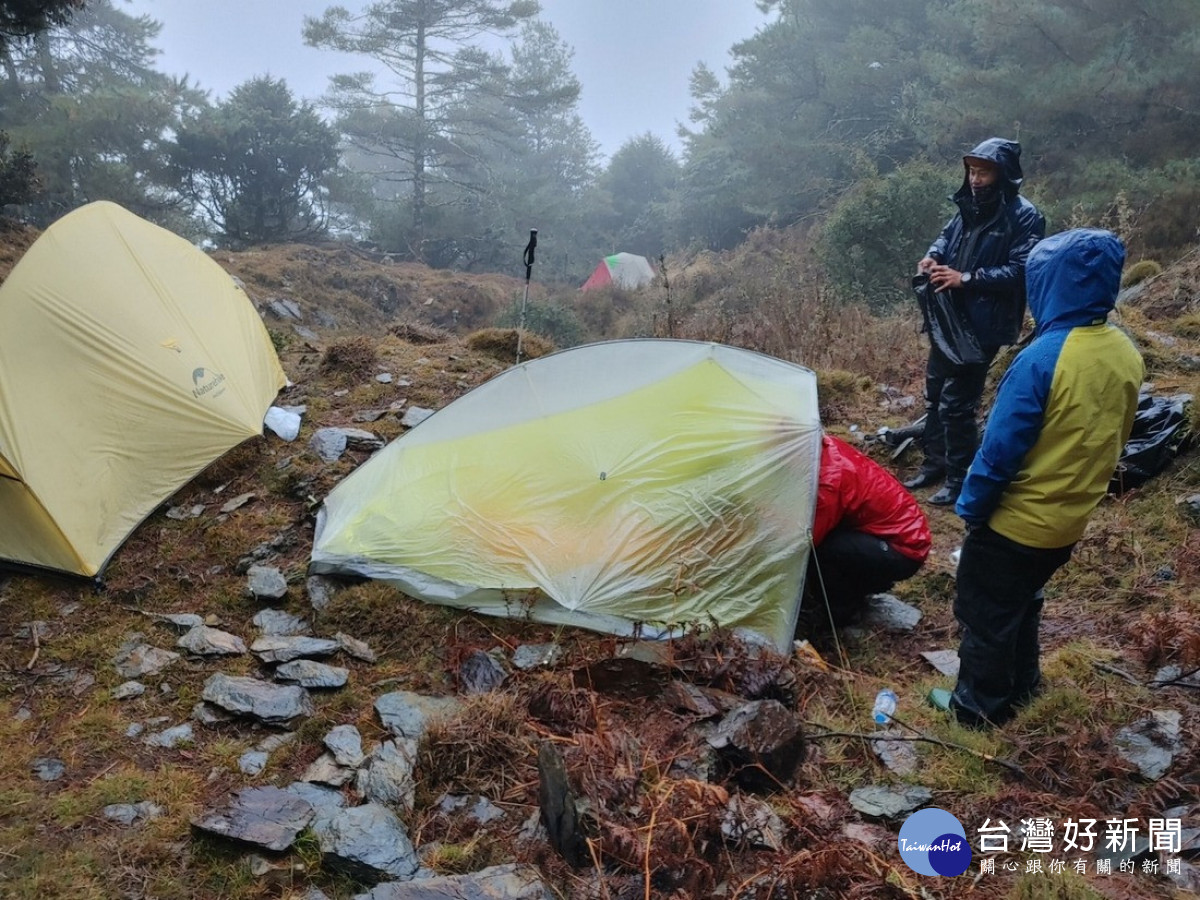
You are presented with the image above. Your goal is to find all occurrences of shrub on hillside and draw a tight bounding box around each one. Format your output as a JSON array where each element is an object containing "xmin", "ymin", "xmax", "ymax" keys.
[
  {"xmin": 465, "ymin": 327, "xmax": 554, "ymax": 362},
  {"xmin": 817, "ymin": 160, "xmax": 951, "ymax": 310},
  {"xmin": 388, "ymin": 320, "xmax": 453, "ymax": 345},
  {"xmin": 1121, "ymin": 259, "xmax": 1162, "ymax": 288},
  {"xmin": 319, "ymin": 336, "xmax": 377, "ymax": 380},
  {"xmin": 495, "ymin": 299, "xmax": 582, "ymax": 348}
]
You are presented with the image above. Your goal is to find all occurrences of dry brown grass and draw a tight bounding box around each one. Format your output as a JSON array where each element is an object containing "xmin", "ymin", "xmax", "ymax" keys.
[{"xmin": 465, "ymin": 327, "xmax": 555, "ymax": 362}]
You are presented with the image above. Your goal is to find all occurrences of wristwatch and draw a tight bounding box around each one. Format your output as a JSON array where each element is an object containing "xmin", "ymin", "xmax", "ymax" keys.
[{"xmin": 961, "ymin": 270, "xmax": 974, "ymax": 284}]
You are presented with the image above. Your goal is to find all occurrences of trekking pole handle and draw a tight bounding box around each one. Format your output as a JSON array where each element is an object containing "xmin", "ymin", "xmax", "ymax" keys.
[{"xmin": 523, "ymin": 229, "xmax": 537, "ymax": 281}]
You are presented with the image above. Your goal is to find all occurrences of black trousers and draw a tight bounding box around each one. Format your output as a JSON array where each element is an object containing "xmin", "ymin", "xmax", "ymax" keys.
[
  {"xmin": 951, "ymin": 525, "xmax": 1074, "ymax": 727},
  {"xmin": 921, "ymin": 342, "xmax": 998, "ymax": 484},
  {"xmin": 807, "ymin": 527, "xmax": 924, "ymax": 624}
]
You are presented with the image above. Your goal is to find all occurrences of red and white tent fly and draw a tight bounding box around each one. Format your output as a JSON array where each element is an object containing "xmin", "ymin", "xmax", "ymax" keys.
[{"xmin": 581, "ymin": 253, "xmax": 657, "ymax": 291}]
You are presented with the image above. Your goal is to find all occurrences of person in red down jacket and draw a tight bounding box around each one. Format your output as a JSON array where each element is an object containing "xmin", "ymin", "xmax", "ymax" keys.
[{"xmin": 807, "ymin": 435, "xmax": 932, "ymax": 624}]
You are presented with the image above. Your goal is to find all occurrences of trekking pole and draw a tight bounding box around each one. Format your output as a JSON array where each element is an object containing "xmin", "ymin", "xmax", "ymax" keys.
[{"xmin": 516, "ymin": 228, "xmax": 537, "ymax": 365}]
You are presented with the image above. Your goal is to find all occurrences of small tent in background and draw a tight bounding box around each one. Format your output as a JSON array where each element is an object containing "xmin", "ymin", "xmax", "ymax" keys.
[
  {"xmin": 581, "ymin": 252, "xmax": 657, "ymax": 291},
  {"xmin": 311, "ymin": 340, "xmax": 822, "ymax": 651},
  {"xmin": 0, "ymin": 201, "xmax": 287, "ymax": 577}
]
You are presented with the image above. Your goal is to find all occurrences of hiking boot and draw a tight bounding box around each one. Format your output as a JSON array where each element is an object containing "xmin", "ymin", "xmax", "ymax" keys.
[
  {"xmin": 902, "ymin": 468, "xmax": 944, "ymax": 490},
  {"xmin": 928, "ymin": 483, "xmax": 961, "ymax": 506}
]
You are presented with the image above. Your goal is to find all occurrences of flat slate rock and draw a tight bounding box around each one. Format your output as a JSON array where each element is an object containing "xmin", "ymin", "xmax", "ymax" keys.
[
  {"xmin": 251, "ymin": 636, "xmax": 341, "ymax": 664},
  {"xmin": 275, "ymin": 659, "xmax": 349, "ymax": 689},
  {"xmin": 375, "ymin": 691, "xmax": 461, "ymax": 740},
  {"xmin": 1114, "ymin": 709, "xmax": 1183, "ymax": 780},
  {"xmin": 862, "ymin": 594, "xmax": 922, "ymax": 631},
  {"xmin": 919, "ymin": 649, "xmax": 961, "ymax": 677},
  {"xmin": 201, "ymin": 673, "xmax": 314, "ymax": 725},
  {"xmin": 191, "ymin": 786, "xmax": 314, "ymax": 852},
  {"xmin": 849, "ymin": 784, "xmax": 933, "ymax": 820},
  {"xmin": 312, "ymin": 802, "xmax": 419, "ymax": 883},
  {"xmin": 351, "ymin": 863, "xmax": 554, "ymax": 899}
]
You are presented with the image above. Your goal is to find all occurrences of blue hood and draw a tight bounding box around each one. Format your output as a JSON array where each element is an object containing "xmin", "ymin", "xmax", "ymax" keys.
[
  {"xmin": 958, "ymin": 137, "xmax": 1024, "ymax": 201},
  {"xmin": 1026, "ymin": 229, "xmax": 1125, "ymax": 335}
]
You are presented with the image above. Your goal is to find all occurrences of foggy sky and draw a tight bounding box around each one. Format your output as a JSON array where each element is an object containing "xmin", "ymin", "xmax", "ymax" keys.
[{"xmin": 123, "ymin": 0, "xmax": 769, "ymax": 159}]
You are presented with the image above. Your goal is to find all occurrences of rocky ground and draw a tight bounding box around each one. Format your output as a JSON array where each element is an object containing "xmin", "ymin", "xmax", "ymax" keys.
[{"xmin": 2, "ymin": 232, "xmax": 1200, "ymax": 900}]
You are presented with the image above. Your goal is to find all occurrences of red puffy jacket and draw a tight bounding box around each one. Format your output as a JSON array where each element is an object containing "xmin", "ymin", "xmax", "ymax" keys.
[{"xmin": 812, "ymin": 435, "xmax": 932, "ymax": 562}]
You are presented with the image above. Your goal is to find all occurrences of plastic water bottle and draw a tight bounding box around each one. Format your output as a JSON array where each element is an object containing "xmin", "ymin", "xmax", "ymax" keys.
[{"xmin": 872, "ymin": 688, "xmax": 898, "ymax": 725}]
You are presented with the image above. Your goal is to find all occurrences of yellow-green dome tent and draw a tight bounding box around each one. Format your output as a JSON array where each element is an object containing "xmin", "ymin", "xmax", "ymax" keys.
[
  {"xmin": 0, "ymin": 202, "xmax": 286, "ymax": 577},
  {"xmin": 311, "ymin": 340, "xmax": 821, "ymax": 651}
]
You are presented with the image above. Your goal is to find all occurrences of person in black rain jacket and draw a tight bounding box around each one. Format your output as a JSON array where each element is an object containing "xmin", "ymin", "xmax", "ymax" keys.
[{"xmin": 904, "ymin": 138, "xmax": 1046, "ymax": 506}]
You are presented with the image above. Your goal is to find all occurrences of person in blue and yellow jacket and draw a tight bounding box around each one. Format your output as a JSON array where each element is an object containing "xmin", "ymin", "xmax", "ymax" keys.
[{"xmin": 949, "ymin": 228, "xmax": 1144, "ymax": 729}]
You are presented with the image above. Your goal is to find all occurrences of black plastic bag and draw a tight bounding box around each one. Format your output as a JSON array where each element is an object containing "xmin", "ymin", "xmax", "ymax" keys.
[
  {"xmin": 912, "ymin": 273, "xmax": 986, "ymax": 366},
  {"xmin": 1109, "ymin": 392, "xmax": 1194, "ymax": 494}
]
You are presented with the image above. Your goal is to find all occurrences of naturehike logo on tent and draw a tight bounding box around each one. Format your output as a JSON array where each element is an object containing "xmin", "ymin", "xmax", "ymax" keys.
[{"xmin": 192, "ymin": 367, "xmax": 227, "ymax": 399}]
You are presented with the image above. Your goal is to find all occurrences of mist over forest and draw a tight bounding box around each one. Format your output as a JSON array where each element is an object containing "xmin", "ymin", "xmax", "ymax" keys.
[{"xmin": 1, "ymin": 0, "xmax": 1198, "ymax": 298}]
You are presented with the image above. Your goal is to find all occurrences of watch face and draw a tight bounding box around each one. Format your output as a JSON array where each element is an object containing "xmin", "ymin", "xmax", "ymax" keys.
[{"xmin": 962, "ymin": 271, "xmax": 972, "ymax": 284}]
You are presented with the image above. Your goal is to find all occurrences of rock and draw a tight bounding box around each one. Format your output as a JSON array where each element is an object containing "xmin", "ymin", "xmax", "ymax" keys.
[
  {"xmin": 309, "ymin": 428, "xmax": 347, "ymax": 461},
  {"xmin": 192, "ymin": 702, "xmax": 235, "ymax": 725},
  {"xmin": 537, "ymin": 742, "xmax": 589, "ymax": 868},
  {"xmin": 356, "ymin": 739, "xmax": 418, "ymax": 811},
  {"xmin": 337, "ymin": 632, "xmax": 377, "ymax": 662},
  {"xmin": 664, "ymin": 681, "xmax": 721, "ymax": 718},
  {"xmin": 113, "ymin": 641, "xmax": 179, "ymax": 679},
  {"xmin": 201, "ymin": 673, "xmax": 314, "ymax": 725},
  {"xmin": 275, "ymin": 659, "xmax": 349, "ymax": 689},
  {"xmin": 307, "ymin": 576, "xmax": 337, "ymax": 613},
  {"xmin": 103, "ymin": 801, "xmax": 164, "ymax": 826},
  {"xmin": 340, "ymin": 428, "xmax": 385, "ymax": 451},
  {"xmin": 375, "ymin": 373, "xmax": 393, "ymax": 384},
  {"xmin": 192, "ymin": 786, "xmax": 314, "ymax": 852},
  {"xmin": 31, "ymin": 757, "xmax": 65, "ymax": 781},
  {"xmin": 1114, "ymin": 710, "xmax": 1183, "ymax": 780},
  {"xmin": 251, "ymin": 636, "xmax": 341, "ymax": 664},
  {"xmin": 375, "ymin": 691, "xmax": 461, "ymax": 740},
  {"xmin": 324, "ymin": 725, "xmax": 365, "ymax": 768},
  {"xmin": 153, "ymin": 612, "xmax": 205, "ymax": 633},
  {"xmin": 721, "ymin": 794, "xmax": 786, "ymax": 850},
  {"xmin": 239, "ymin": 751, "xmax": 269, "ymax": 776},
  {"xmin": 870, "ymin": 730, "xmax": 920, "ymax": 775},
  {"xmin": 312, "ymin": 803, "xmax": 420, "ymax": 883},
  {"xmin": 1151, "ymin": 665, "xmax": 1200, "ymax": 688},
  {"xmin": 293, "ymin": 324, "xmax": 320, "ymax": 341},
  {"xmin": 220, "ymin": 492, "xmax": 256, "ymax": 514},
  {"xmin": 302, "ymin": 752, "xmax": 356, "ymax": 787},
  {"xmin": 400, "ymin": 406, "xmax": 435, "ymax": 428},
  {"xmin": 919, "ymin": 649, "xmax": 961, "ymax": 678},
  {"xmin": 1176, "ymin": 494, "xmax": 1200, "ymax": 526},
  {"xmin": 511, "ymin": 643, "xmax": 563, "ymax": 670},
  {"xmin": 144, "ymin": 723, "xmax": 194, "ymax": 749},
  {"xmin": 862, "ymin": 594, "xmax": 922, "ymax": 631},
  {"xmin": 286, "ymin": 781, "xmax": 347, "ymax": 810},
  {"xmin": 459, "ymin": 649, "xmax": 507, "ymax": 694},
  {"xmin": 266, "ymin": 298, "xmax": 302, "ymax": 320},
  {"xmin": 111, "ymin": 680, "xmax": 146, "ymax": 700},
  {"xmin": 165, "ymin": 504, "xmax": 205, "ymax": 520},
  {"xmin": 252, "ymin": 608, "xmax": 310, "ymax": 636},
  {"xmin": 849, "ymin": 784, "xmax": 933, "ymax": 819},
  {"xmin": 350, "ymin": 864, "xmax": 554, "ymax": 899},
  {"xmin": 246, "ymin": 566, "xmax": 288, "ymax": 600},
  {"xmin": 177, "ymin": 626, "xmax": 247, "ymax": 656},
  {"xmin": 353, "ymin": 409, "xmax": 388, "ymax": 423},
  {"xmin": 707, "ymin": 700, "xmax": 806, "ymax": 792},
  {"xmin": 257, "ymin": 732, "xmax": 298, "ymax": 754},
  {"xmin": 125, "ymin": 723, "xmax": 145, "ymax": 739},
  {"xmin": 842, "ymin": 822, "xmax": 893, "ymax": 848}
]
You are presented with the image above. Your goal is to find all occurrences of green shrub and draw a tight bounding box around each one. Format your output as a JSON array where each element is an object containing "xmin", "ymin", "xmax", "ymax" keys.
[
  {"xmin": 1121, "ymin": 259, "xmax": 1162, "ymax": 288},
  {"xmin": 495, "ymin": 299, "xmax": 583, "ymax": 347},
  {"xmin": 817, "ymin": 160, "xmax": 952, "ymax": 311}
]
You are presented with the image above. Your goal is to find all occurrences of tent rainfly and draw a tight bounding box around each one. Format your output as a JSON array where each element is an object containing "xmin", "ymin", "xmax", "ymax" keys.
[
  {"xmin": 0, "ymin": 201, "xmax": 287, "ymax": 577},
  {"xmin": 581, "ymin": 252, "xmax": 657, "ymax": 291},
  {"xmin": 310, "ymin": 340, "xmax": 822, "ymax": 651}
]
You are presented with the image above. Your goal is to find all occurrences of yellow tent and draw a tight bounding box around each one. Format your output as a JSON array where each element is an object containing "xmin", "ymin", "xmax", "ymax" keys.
[
  {"xmin": 0, "ymin": 202, "xmax": 286, "ymax": 577},
  {"xmin": 311, "ymin": 340, "xmax": 821, "ymax": 651}
]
